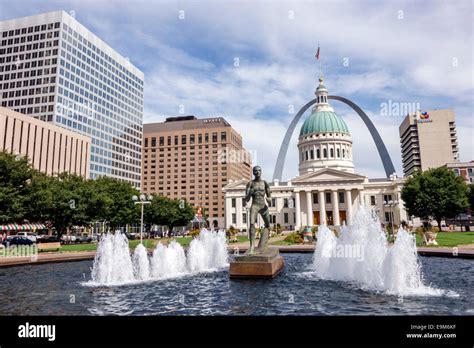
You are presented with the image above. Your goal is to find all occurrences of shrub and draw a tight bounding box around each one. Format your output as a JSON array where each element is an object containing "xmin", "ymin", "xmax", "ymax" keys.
[
  {"xmin": 227, "ymin": 225, "xmax": 239, "ymax": 242},
  {"xmin": 189, "ymin": 229, "xmax": 200, "ymax": 239},
  {"xmin": 414, "ymin": 224, "xmax": 440, "ymax": 234},
  {"xmin": 284, "ymin": 232, "xmax": 304, "ymax": 244},
  {"xmin": 272, "ymin": 223, "xmax": 283, "ymax": 235}
]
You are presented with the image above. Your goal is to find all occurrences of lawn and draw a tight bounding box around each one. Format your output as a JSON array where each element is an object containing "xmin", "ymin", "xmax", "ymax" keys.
[
  {"xmin": 235, "ymin": 235, "xmax": 249, "ymax": 243},
  {"xmin": 57, "ymin": 237, "xmax": 189, "ymax": 253},
  {"xmin": 49, "ymin": 235, "xmax": 244, "ymax": 253},
  {"xmin": 415, "ymin": 231, "xmax": 474, "ymax": 248}
]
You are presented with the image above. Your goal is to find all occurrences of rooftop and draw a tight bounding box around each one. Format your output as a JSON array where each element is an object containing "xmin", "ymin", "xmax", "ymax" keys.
[{"xmin": 143, "ymin": 116, "xmax": 232, "ymax": 133}]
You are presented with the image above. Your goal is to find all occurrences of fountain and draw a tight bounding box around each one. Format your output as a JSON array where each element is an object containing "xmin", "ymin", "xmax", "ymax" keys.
[
  {"xmin": 88, "ymin": 229, "xmax": 229, "ymax": 286},
  {"xmin": 310, "ymin": 207, "xmax": 447, "ymax": 297}
]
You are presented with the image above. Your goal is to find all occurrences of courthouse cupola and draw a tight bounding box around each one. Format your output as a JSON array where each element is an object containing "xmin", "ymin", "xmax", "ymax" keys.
[{"xmin": 298, "ymin": 77, "xmax": 355, "ymax": 174}]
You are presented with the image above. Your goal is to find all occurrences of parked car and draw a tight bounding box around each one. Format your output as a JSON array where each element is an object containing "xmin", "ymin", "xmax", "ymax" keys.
[
  {"xmin": 3, "ymin": 236, "xmax": 34, "ymax": 247},
  {"xmin": 124, "ymin": 232, "xmax": 136, "ymax": 240},
  {"xmin": 74, "ymin": 233, "xmax": 92, "ymax": 243},
  {"xmin": 15, "ymin": 232, "xmax": 37, "ymax": 243},
  {"xmin": 40, "ymin": 235, "xmax": 60, "ymax": 243},
  {"xmin": 61, "ymin": 234, "xmax": 77, "ymax": 244}
]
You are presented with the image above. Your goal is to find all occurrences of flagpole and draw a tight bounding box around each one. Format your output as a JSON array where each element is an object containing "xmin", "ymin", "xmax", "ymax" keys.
[
  {"xmin": 319, "ymin": 44, "xmax": 322, "ymax": 77},
  {"xmin": 316, "ymin": 44, "xmax": 321, "ymax": 78}
]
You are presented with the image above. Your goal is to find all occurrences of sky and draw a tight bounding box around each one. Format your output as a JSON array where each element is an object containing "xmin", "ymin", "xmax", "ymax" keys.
[{"xmin": 1, "ymin": 0, "xmax": 473, "ymax": 181}]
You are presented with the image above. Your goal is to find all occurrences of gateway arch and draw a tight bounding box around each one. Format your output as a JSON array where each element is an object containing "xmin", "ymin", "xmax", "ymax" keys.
[{"xmin": 272, "ymin": 95, "xmax": 396, "ymax": 181}]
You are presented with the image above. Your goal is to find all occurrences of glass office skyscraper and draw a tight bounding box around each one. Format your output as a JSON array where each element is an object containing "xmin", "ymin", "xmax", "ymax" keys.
[{"xmin": 0, "ymin": 11, "xmax": 144, "ymax": 187}]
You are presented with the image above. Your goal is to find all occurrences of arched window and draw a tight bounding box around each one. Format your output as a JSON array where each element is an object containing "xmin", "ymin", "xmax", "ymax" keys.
[
  {"xmin": 337, "ymin": 148, "xmax": 340, "ymax": 158},
  {"xmin": 330, "ymin": 148, "xmax": 334, "ymax": 158},
  {"xmin": 310, "ymin": 149, "xmax": 314, "ymax": 159},
  {"xmin": 301, "ymin": 152, "xmax": 305, "ymax": 161},
  {"xmin": 305, "ymin": 151, "xmax": 309, "ymax": 160},
  {"xmin": 316, "ymin": 149, "xmax": 320, "ymax": 159},
  {"xmin": 342, "ymin": 149, "xmax": 346, "ymax": 158},
  {"xmin": 323, "ymin": 148, "xmax": 327, "ymax": 158}
]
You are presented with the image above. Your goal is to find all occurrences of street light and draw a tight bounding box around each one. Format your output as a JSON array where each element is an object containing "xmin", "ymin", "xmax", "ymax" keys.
[
  {"xmin": 132, "ymin": 194, "xmax": 153, "ymax": 244},
  {"xmin": 384, "ymin": 199, "xmax": 399, "ymax": 241}
]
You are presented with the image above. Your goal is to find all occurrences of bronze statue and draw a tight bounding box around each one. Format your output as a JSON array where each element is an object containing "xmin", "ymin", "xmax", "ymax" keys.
[{"xmin": 244, "ymin": 165, "xmax": 271, "ymax": 254}]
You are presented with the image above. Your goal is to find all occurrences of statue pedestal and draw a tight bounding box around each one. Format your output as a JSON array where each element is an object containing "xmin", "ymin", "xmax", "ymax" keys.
[{"xmin": 229, "ymin": 247, "xmax": 284, "ymax": 279}]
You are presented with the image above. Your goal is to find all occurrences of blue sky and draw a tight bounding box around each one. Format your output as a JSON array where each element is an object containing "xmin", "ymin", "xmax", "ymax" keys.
[{"xmin": 1, "ymin": 0, "xmax": 473, "ymax": 180}]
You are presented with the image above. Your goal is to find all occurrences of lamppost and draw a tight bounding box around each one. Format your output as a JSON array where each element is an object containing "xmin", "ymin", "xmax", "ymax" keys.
[
  {"xmin": 132, "ymin": 194, "xmax": 153, "ymax": 244},
  {"xmin": 384, "ymin": 199, "xmax": 398, "ymax": 241}
]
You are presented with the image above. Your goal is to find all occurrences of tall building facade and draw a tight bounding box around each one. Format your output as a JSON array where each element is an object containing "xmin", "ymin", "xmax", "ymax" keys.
[
  {"xmin": 399, "ymin": 109, "xmax": 459, "ymax": 176},
  {"xmin": 0, "ymin": 106, "xmax": 90, "ymax": 177},
  {"xmin": 142, "ymin": 116, "xmax": 252, "ymax": 228},
  {"xmin": 224, "ymin": 77, "xmax": 408, "ymax": 231},
  {"xmin": 0, "ymin": 11, "xmax": 144, "ymax": 187}
]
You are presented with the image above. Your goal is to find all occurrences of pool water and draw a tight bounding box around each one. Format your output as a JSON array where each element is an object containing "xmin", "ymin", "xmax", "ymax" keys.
[{"xmin": 0, "ymin": 254, "xmax": 471, "ymax": 315}]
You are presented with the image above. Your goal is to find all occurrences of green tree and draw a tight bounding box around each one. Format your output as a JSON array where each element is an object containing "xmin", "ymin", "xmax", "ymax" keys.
[
  {"xmin": 28, "ymin": 173, "xmax": 94, "ymax": 236},
  {"xmin": 469, "ymin": 184, "xmax": 474, "ymax": 211},
  {"xmin": 90, "ymin": 176, "xmax": 140, "ymax": 229},
  {"xmin": 144, "ymin": 195, "xmax": 172, "ymax": 227},
  {"xmin": 168, "ymin": 198, "xmax": 195, "ymax": 232},
  {"xmin": 401, "ymin": 167, "xmax": 469, "ymax": 230},
  {"xmin": 145, "ymin": 196, "xmax": 194, "ymax": 232},
  {"xmin": 0, "ymin": 151, "xmax": 37, "ymax": 223}
]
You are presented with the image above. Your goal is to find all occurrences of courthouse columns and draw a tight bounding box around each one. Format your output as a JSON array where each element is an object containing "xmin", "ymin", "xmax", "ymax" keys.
[
  {"xmin": 345, "ymin": 189, "xmax": 353, "ymax": 225},
  {"xmin": 236, "ymin": 197, "xmax": 243, "ymax": 230},
  {"xmin": 332, "ymin": 190, "xmax": 340, "ymax": 226},
  {"xmin": 306, "ymin": 191, "xmax": 313, "ymax": 226},
  {"xmin": 358, "ymin": 189, "xmax": 364, "ymax": 207},
  {"xmin": 294, "ymin": 191, "xmax": 301, "ymax": 230},
  {"xmin": 225, "ymin": 197, "xmax": 232, "ymax": 229},
  {"xmin": 318, "ymin": 190, "xmax": 326, "ymax": 225}
]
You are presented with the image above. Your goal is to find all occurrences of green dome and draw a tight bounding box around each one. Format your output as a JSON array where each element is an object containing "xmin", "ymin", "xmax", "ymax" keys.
[{"xmin": 300, "ymin": 110, "xmax": 350, "ymax": 136}]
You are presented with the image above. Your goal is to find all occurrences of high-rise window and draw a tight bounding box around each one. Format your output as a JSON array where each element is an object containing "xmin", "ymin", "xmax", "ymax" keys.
[{"xmin": 0, "ymin": 13, "xmax": 144, "ymax": 187}]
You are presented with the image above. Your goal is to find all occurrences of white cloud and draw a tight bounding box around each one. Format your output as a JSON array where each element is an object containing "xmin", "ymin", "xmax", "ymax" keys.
[{"xmin": 3, "ymin": 0, "xmax": 471, "ymax": 177}]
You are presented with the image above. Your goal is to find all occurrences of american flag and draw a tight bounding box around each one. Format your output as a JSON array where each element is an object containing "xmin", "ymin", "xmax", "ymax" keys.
[{"xmin": 315, "ymin": 46, "xmax": 320, "ymax": 60}]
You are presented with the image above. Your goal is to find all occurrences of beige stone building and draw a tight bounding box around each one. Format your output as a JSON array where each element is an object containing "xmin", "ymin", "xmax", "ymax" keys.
[
  {"xmin": 0, "ymin": 106, "xmax": 90, "ymax": 177},
  {"xmin": 399, "ymin": 109, "xmax": 459, "ymax": 176},
  {"xmin": 142, "ymin": 116, "xmax": 252, "ymax": 228}
]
